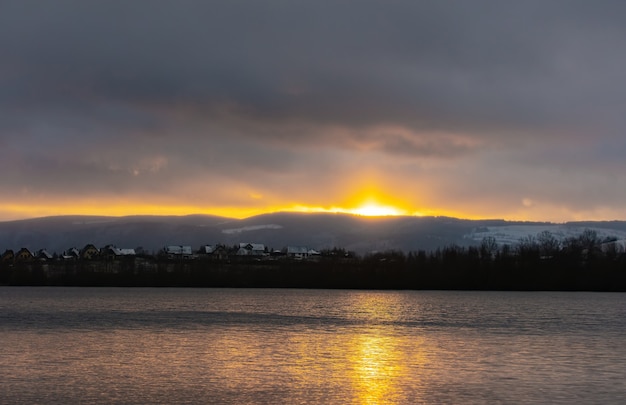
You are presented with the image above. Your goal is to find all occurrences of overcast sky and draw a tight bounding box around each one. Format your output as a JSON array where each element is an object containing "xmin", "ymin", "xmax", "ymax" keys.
[{"xmin": 1, "ymin": 1, "xmax": 626, "ymax": 221}]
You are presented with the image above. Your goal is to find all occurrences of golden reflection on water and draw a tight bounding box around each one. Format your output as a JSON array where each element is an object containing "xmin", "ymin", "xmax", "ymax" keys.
[
  {"xmin": 351, "ymin": 332, "xmax": 404, "ymax": 404},
  {"xmin": 191, "ymin": 292, "xmax": 434, "ymax": 404},
  {"xmin": 344, "ymin": 293, "xmax": 428, "ymax": 404}
]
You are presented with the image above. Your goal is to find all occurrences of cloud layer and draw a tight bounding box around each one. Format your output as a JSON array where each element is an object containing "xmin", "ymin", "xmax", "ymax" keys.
[{"xmin": 2, "ymin": 1, "xmax": 626, "ymax": 221}]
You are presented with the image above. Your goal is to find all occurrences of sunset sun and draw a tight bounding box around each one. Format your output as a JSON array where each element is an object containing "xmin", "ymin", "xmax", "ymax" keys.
[
  {"xmin": 286, "ymin": 196, "xmax": 410, "ymax": 217},
  {"xmin": 351, "ymin": 203, "xmax": 405, "ymax": 217}
]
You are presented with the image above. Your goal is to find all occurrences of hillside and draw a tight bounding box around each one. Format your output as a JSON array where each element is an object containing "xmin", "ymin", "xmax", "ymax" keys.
[{"xmin": 1, "ymin": 213, "xmax": 626, "ymax": 255}]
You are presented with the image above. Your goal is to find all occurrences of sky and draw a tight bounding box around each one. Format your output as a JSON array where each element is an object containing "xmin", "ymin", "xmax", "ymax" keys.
[{"xmin": 1, "ymin": 1, "xmax": 626, "ymax": 222}]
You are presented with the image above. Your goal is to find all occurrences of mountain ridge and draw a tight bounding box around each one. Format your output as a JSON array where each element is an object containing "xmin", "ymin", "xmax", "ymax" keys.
[{"xmin": 1, "ymin": 213, "xmax": 625, "ymax": 255}]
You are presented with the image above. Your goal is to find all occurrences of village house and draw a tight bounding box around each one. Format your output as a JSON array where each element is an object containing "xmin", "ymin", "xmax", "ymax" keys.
[
  {"xmin": 80, "ymin": 244, "xmax": 100, "ymax": 260},
  {"xmin": 199, "ymin": 244, "xmax": 229, "ymax": 261},
  {"xmin": 100, "ymin": 245, "xmax": 136, "ymax": 260},
  {"xmin": 237, "ymin": 243, "xmax": 266, "ymax": 257},
  {"xmin": 1, "ymin": 249, "xmax": 14, "ymax": 263},
  {"xmin": 14, "ymin": 248, "xmax": 34, "ymax": 262},
  {"xmin": 308, "ymin": 249, "xmax": 321, "ymax": 256},
  {"xmin": 62, "ymin": 247, "xmax": 80, "ymax": 260},
  {"xmin": 270, "ymin": 249, "xmax": 285, "ymax": 257},
  {"xmin": 286, "ymin": 246, "xmax": 309, "ymax": 259},
  {"xmin": 164, "ymin": 245, "xmax": 194, "ymax": 259},
  {"xmin": 283, "ymin": 246, "xmax": 322, "ymax": 260},
  {"xmin": 36, "ymin": 249, "xmax": 54, "ymax": 261}
]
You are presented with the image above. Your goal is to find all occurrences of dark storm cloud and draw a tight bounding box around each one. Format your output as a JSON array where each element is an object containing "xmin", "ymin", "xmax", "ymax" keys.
[
  {"xmin": 2, "ymin": 0, "xmax": 626, "ymax": 219},
  {"xmin": 4, "ymin": 1, "xmax": 625, "ymax": 134}
]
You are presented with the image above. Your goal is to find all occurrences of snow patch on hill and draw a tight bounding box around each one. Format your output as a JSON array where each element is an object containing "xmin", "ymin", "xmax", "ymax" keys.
[
  {"xmin": 464, "ymin": 225, "xmax": 626, "ymax": 246},
  {"xmin": 222, "ymin": 224, "xmax": 283, "ymax": 234}
]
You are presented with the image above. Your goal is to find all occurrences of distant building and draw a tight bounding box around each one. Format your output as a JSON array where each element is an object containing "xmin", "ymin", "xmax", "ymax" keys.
[
  {"xmin": 270, "ymin": 249, "xmax": 285, "ymax": 257},
  {"xmin": 1, "ymin": 249, "xmax": 14, "ymax": 263},
  {"xmin": 62, "ymin": 247, "xmax": 80, "ymax": 260},
  {"xmin": 237, "ymin": 243, "xmax": 266, "ymax": 257},
  {"xmin": 80, "ymin": 244, "xmax": 100, "ymax": 260},
  {"xmin": 283, "ymin": 246, "xmax": 321, "ymax": 260},
  {"xmin": 15, "ymin": 248, "xmax": 34, "ymax": 262},
  {"xmin": 308, "ymin": 249, "xmax": 321, "ymax": 257},
  {"xmin": 101, "ymin": 245, "xmax": 136, "ymax": 260},
  {"xmin": 36, "ymin": 249, "xmax": 54, "ymax": 261},
  {"xmin": 199, "ymin": 245, "xmax": 229, "ymax": 260},
  {"xmin": 164, "ymin": 245, "xmax": 194, "ymax": 259},
  {"xmin": 286, "ymin": 246, "xmax": 309, "ymax": 259}
]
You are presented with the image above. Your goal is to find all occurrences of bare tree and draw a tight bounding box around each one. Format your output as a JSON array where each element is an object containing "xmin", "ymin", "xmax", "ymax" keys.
[
  {"xmin": 480, "ymin": 236, "xmax": 498, "ymax": 260},
  {"xmin": 537, "ymin": 231, "xmax": 559, "ymax": 257}
]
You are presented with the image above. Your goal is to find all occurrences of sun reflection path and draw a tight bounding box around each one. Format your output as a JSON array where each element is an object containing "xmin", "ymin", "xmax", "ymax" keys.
[
  {"xmin": 345, "ymin": 293, "xmax": 429, "ymax": 404},
  {"xmin": 352, "ymin": 333, "xmax": 403, "ymax": 404}
]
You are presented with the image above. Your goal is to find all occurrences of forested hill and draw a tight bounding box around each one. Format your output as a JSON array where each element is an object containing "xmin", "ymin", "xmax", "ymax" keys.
[{"xmin": 1, "ymin": 213, "xmax": 626, "ymax": 255}]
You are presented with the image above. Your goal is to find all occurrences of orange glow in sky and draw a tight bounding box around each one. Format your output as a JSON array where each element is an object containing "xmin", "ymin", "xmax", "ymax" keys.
[
  {"xmin": 0, "ymin": 191, "xmax": 421, "ymax": 221},
  {"xmin": 0, "ymin": 179, "xmax": 427, "ymax": 221},
  {"xmin": 1, "ymin": 181, "xmax": 620, "ymax": 223}
]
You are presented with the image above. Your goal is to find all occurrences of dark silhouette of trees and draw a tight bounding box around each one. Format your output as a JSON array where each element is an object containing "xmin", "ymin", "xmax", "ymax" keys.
[
  {"xmin": 1, "ymin": 229, "xmax": 625, "ymax": 291},
  {"xmin": 537, "ymin": 231, "xmax": 560, "ymax": 257}
]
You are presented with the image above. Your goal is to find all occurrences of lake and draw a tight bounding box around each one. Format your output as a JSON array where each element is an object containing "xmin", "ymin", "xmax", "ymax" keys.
[{"xmin": 1, "ymin": 287, "xmax": 625, "ymax": 404}]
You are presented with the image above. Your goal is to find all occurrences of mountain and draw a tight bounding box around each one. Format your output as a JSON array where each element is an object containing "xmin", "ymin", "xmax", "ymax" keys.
[{"xmin": 1, "ymin": 213, "xmax": 626, "ymax": 255}]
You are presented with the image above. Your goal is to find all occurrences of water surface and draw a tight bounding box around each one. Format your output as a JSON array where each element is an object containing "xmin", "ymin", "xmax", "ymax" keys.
[{"xmin": 1, "ymin": 287, "xmax": 625, "ymax": 404}]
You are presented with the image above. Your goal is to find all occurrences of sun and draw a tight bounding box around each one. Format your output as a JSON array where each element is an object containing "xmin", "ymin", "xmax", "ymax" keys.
[
  {"xmin": 286, "ymin": 201, "xmax": 408, "ymax": 217},
  {"xmin": 285, "ymin": 187, "xmax": 412, "ymax": 217},
  {"xmin": 352, "ymin": 203, "xmax": 405, "ymax": 217}
]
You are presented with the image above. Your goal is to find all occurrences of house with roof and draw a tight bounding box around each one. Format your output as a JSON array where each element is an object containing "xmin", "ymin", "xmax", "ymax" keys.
[
  {"xmin": 237, "ymin": 243, "xmax": 266, "ymax": 257},
  {"xmin": 36, "ymin": 249, "xmax": 54, "ymax": 261},
  {"xmin": 1, "ymin": 249, "xmax": 14, "ymax": 263},
  {"xmin": 15, "ymin": 248, "xmax": 34, "ymax": 262},
  {"xmin": 62, "ymin": 247, "xmax": 80, "ymax": 260},
  {"xmin": 286, "ymin": 246, "xmax": 309, "ymax": 259},
  {"xmin": 100, "ymin": 245, "xmax": 136, "ymax": 260},
  {"xmin": 270, "ymin": 249, "xmax": 286, "ymax": 258},
  {"xmin": 308, "ymin": 249, "xmax": 321, "ymax": 256},
  {"xmin": 164, "ymin": 245, "xmax": 194, "ymax": 259},
  {"xmin": 80, "ymin": 244, "xmax": 100, "ymax": 260},
  {"xmin": 199, "ymin": 244, "xmax": 229, "ymax": 261}
]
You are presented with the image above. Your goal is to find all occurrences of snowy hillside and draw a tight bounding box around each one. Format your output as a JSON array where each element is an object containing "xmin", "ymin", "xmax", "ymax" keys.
[{"xmin": 464, "ymin": 224, "xmax": 626, "ymax": 246}]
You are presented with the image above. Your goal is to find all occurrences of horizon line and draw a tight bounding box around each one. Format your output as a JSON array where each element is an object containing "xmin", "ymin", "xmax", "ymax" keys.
[{"xmin": 1, "ymin": 210, "xmax": 622, "ymax": 225}]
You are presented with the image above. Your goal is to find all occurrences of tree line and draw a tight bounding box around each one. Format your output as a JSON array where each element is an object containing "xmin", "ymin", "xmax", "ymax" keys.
[{"xmin": 1, "ymin": 230, "xmax": 625, "ymax": 291}]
